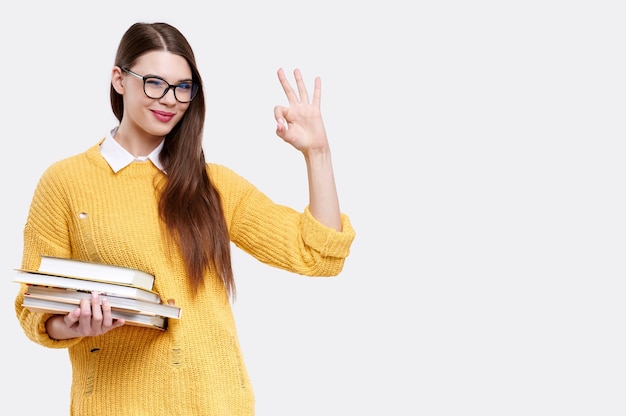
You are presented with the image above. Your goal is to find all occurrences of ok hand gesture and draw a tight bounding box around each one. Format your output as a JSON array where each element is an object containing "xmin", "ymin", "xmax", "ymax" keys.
[{"xmin": 274, "ymin": 68, "xmax": 329, "ymax": 155}]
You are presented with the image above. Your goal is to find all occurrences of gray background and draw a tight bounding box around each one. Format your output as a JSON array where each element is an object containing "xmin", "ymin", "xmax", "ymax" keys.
[{"xmin": 2, "ymin": 1, "xmax": 624, "ymax": 415}]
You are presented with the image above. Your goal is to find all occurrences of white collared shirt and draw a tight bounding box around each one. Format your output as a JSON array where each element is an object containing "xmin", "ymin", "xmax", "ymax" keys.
[{"xmin": 99, "ymin": 127, "xmax": 165, "ymax": 173}]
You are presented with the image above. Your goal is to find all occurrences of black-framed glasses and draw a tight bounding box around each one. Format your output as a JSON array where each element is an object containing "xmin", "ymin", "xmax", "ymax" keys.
[{"xmin": 122, "ymin": 68, "xmax": 199, "ymax": 103}]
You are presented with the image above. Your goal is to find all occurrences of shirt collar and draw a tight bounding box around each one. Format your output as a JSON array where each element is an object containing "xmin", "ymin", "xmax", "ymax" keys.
[{"xmin": 100, "ymin": 127, "xmax": 165, "ymax": 173}]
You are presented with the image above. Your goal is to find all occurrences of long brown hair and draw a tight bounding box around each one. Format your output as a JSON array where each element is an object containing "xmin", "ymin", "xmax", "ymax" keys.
[{"xmin": 110, "ymin": 22, "xmax": 234, "ymax": 298}]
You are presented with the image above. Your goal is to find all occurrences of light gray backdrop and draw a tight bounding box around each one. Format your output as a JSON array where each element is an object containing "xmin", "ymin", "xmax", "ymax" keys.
[{"xmin": 2, "ymin": 1, "xmax": 624, "ymax": 415}]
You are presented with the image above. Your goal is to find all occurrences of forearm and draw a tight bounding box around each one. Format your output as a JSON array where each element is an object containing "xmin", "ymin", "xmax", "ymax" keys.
[{"xmin": 304, "ymin": 146, "xmax": 342, "ymax": 231}]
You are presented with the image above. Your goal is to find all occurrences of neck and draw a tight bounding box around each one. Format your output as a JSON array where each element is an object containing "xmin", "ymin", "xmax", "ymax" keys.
[{"xmin": 114, "ymin": 127, "xmax": 163, "ymax": 157}]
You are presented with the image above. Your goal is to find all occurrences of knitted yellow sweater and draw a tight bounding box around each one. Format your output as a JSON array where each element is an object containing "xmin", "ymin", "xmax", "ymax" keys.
[{"xmin": 15, "ymin": 142, "xmax": 355, "ymax": 416}]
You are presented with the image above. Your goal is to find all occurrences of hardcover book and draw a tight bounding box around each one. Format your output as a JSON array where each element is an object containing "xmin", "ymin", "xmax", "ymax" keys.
[
  {"xmin": 25, "ymin": 285, "xmax": 181, "ymax": 319},
  {"xmin": 35, "ymin": 256, "xmax": 155, "ymax": 291},
  {"xmin": 14, "ymin": 270, "xmax": 162, "ymax": 304},
  {"xmin": 22, "ymin": 296, "xmax": 168, "ymax": 330}
]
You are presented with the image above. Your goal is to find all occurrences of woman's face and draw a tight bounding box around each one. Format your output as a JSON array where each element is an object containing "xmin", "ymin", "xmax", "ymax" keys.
[{"xmin": 115, "ymin": 51, "xmax": 193, "ymax": 141}]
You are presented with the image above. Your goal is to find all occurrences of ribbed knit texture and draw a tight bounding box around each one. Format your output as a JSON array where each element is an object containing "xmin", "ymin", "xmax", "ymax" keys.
[{"xmin": 15, "ymin": 142, "xmax": 356, "ymax": 416}]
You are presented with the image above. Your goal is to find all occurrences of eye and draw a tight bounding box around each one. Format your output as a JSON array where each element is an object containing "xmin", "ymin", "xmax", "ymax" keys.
[
  {"xmin": 145, "ymin": 78, "xmax": 167, "ymax": 88},
  {"xmin": 177, "ymin": 82, "xmax": 193, "ymax": 91}
]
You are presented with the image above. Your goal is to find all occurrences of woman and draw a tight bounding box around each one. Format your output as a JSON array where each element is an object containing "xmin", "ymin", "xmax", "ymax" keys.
[{"xmin": 15, "ymin": 22, "xmax": 355, "ymax": 415}]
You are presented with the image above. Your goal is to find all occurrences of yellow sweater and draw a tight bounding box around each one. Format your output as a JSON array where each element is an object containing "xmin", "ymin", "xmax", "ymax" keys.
[{"xmin": 15, "ymin": 142, "xmax": 355, "ymax": 416}]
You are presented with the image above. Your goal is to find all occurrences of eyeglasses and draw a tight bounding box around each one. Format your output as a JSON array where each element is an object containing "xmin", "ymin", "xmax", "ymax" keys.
[{"xmin": 122, "ymin": 68, "xmax": 199, "ymax": 103}]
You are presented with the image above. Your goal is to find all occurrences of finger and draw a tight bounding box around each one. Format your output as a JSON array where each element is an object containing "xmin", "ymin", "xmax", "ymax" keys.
[
  {"xmin": 312, "ymin": 76, "xmax": 322, "ymax": 108},
  {"xmin": 77, "ymin": 297, "xmax": 93, "ymax": 332},
  {"xmin": 100, "ymin": 297, "xmax": 115, "ymax": 328},
  {"xmin": 111, "ymin": 318, "xmax": 126, "ymax": 329},
  {"xmin": 90, "ymin": 292, "xmax": 103, "ymax": 327},
  {"xmin": 274, "ymin": 105, "xmax": 288, "ymax": 123},
  {"xmin": 293, "ymin": 68, "xmax": 310, "ymax": 104},
  {"xmin": 274, "ymin": 105, "xmax": 290, "ymax": 133},
  {"xmin": 277, "ymin": 68, "xmax": 298, "ymax": 104},
  {"xmin": 64, "ymin": 307, "xmax": 81, "ymax": 327}
]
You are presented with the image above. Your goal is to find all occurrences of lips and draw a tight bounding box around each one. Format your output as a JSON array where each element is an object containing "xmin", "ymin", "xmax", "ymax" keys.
[{"xmin": 152, "ymin": 110, "xmax": 175, "ymax": 123}]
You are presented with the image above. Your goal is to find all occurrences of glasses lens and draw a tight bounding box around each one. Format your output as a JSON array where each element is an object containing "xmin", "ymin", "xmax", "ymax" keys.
[
  {"xmin": 174, "ymin": 82, "xmax": 198, "ymax": 103},
  {"xmin": 144, "ymin": 77, "xmax": 169, "ymax": 99}
]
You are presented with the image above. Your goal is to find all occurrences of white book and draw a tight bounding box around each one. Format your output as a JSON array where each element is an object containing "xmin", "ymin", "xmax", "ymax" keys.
[
  {"xmin": 14, "ymin": 270, "xmax": 161, "ymax": 304},
  {"xmin": 22, "ymin": 296, "xmax": 168, "ymax": 330},
  {"xmin": 36, "ymin": 256, "xmax": 155, "ymax": 291},
  {"xmin": 25, "ymin": 285, "xmax": 181, "ymax": 319}
]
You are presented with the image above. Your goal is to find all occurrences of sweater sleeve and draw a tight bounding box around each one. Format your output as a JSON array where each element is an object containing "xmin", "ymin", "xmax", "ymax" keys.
[
  {"xmin": 209, "ymin": 164, "xmax": 356, "ymax": 277},
  {"xmin": 15, "ymin": 162, "xmax": 85, "ymax": 349}
]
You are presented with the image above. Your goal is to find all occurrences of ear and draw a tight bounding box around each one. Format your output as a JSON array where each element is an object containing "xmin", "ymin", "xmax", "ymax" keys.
[{"xmin": 111, "ymin": 66, "xmax": 125, "ymax": 95}]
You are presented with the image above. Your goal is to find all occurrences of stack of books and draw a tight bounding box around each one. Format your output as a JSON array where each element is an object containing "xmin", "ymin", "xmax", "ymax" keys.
[{"xmin": 13, "ymin": 256, "xmax": 181, "ymax": 330}]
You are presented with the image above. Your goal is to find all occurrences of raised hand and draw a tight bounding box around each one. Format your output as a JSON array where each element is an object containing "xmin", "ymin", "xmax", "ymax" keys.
[{"xmin": 274, "ymin": 68, "xmax": 329, "ymax": 154}]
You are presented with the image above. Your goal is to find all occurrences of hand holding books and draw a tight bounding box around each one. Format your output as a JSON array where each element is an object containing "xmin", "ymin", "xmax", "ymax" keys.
[{"xmin": 14, "ymin": 256, "xmax": 181, "ymax": 330}]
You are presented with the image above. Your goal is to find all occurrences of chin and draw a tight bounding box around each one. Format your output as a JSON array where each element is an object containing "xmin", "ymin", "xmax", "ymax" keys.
[{"xmin": 147, "ymin": 125, "xmax": 174, "ymax": 138}]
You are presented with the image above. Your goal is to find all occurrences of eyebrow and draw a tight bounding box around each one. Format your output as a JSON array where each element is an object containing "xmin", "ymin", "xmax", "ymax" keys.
[{"xmin": 141, "ymin": 72, "xmax": 194, "ymax": 83}]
